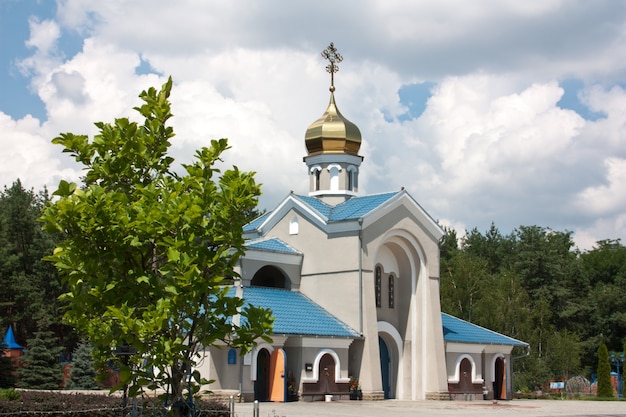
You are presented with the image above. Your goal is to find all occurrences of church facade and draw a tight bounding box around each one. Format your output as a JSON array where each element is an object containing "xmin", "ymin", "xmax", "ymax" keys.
[{"xmin": 197, "ymin": 44, "xmax": 527, "ymax": 402}]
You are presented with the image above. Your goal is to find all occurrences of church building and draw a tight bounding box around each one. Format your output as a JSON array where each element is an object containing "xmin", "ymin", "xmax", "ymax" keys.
[{"xmin": 198, "ymin": 44, "xmax": 527, "ymax": 402}]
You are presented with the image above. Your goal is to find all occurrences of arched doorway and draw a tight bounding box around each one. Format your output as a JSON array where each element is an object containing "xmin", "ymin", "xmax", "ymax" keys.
[
  {"xmin": 459, "ymin": 358, "xmax": 473, "ymax": 393},
  {"xmin": 318, "ymin": 353, "xmax": 336, "ymax": 393},
  {"xmin": 255, "ymin": 349, "xmax": 270, "ymax": 401},
  {"xmin": 494, "ymin": 357, "xmax": 506, "ymax": 400},
  {"xmin": 379, "ymin": 337, "xmax": 391, "ymax": 399}
]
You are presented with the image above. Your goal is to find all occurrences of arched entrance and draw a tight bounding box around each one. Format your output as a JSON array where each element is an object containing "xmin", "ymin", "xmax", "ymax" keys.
[
  {"xmin": 319, "ymin": 353, "xmax": 336, "ymax": 393},
  {"xmin": 255, "ymin": 349, "xmax": 270, "ymax": 401},
  {"xmin": 494, "ymin": 357, "xmax": 506, "ymax": 400},
  {"xmin": 459, "ymin": 358, "xmax": 473, "ymax": 393},
  {"xmin": 379, "ymin": 337, "xmax": 391, "ymax": 399}
]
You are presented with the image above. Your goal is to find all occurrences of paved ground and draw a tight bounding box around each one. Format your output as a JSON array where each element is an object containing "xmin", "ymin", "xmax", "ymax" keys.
[{"xmin": 229, "ymin": 399, "xmax": 626, "ymax": 417}]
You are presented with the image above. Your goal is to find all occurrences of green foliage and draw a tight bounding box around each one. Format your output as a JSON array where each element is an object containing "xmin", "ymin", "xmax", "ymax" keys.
[
  {"xmin": 0, "ymin": 180, "xmax": 72, "ymax": 350},
  {"xmin": 0, "ymin": 345, "xmax": 16, "ymax": 388},
  {"xmin": 67, "ymin": 340, "xmax": 99, "ymax": 390},
  {"xmin": 18, "ymin": 327, "xmax": 63, "ymax": 389},
  {"xmin": 596, "ymin": 343, "xmax": 613, "ymax": 397},
  {"xmin": 0, "ymin": 388, "xmax": 20, "ymax": 401},
  {"xmin": 40, "ymin": 77, "xmax": 274, "ymax": 404}
]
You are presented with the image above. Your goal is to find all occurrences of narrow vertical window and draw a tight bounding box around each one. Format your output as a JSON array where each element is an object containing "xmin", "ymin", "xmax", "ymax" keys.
[
  {"xmin": 289, "ymin": 216, "xmax": 299, "ymax": 235},
  {"xmin": 348, "ymin": 169, "xmax": 354, "ymax": 191},
  {"xmin": 347, "ymin": 166, "xmax": 357, "ymax": 191},
  {"xmin": 388, "ymin": 275, "xmax": 395, "ymax": 308},
  {"xmin": 375, "ymin": 266, "xmax": 382, "ymax": 308},
  {"xmin": 314, "ymin": 168, "xmax": 321, "ymax": 191},
  {"xmin": 329, "ymin": 165, "xmax": 340, "ymax": 191}
]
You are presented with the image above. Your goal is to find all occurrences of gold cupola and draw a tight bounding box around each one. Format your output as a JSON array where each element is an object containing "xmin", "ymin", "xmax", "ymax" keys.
[
  {"xmin": 304, "ymin": 43, "xmax": 364, "ymax": 204},
  {"xmin": 304, "ymin": 92, "xmax": 362, "ymax": 156}
]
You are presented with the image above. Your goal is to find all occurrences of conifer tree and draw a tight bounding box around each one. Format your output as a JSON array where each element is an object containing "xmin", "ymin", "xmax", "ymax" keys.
[
  {"xmin": 18, "ymin": 328, "xmax": 63, "ymax": 389},
  {"xmin": 67, "ymin": 340, "xmax": 99, "ymax": 390},
  {"xmin": 0, "ymin": 343, "xmax": 16, "ymax": 388},
  {"xmin": 596, "ymin": 342, "xmax": 613, "ymax": 397}
]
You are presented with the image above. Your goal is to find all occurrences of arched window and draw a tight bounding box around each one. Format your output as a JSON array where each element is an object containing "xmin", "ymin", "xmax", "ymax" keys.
[
  {"xmin": 328, "ymin": 164, "xmax": 340, "ymax": 191},
  {"xmin": 311, "ymin": 166, "xmax": 322, "ymax": 191},
  {"xmin": 375, "ymin": 266, "xmax": 382, "ymax": 308},
  {"xmin": 347, "ymin": 165, "xmax": 357, "ymax": 191},
  {"xmin": 388, "ymin": 274, "xmax": 395, "ymax": 308},
  {"xmin": 314, "ymin": 169, "xmax": 321, "ymax": 191},
  {"xmin": 289, "ymin": 216, "xmax": 299, "ymax": 235},
  {"xmin": 251, "ymin": 265, "xmax": 290, "ymax": 289}
]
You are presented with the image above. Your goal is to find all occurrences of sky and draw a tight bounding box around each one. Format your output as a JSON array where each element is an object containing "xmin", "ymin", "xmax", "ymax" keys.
[{"xmin": 1, "ymin": 0, "xmax": 625, "ymax": 251}]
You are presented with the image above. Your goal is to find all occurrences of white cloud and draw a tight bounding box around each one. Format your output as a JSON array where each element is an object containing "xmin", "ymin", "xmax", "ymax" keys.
[{"xmin": 1, "ymin": 0, "xmax": 626, "ymax": 250}]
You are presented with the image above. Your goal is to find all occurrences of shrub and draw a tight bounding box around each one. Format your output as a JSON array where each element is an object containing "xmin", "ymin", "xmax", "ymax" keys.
[{"xmin": 0, "ymin": 388, "xmax": 20, "ymax": 401}]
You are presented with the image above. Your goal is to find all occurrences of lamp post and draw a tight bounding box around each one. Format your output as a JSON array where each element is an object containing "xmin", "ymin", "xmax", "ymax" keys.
[
  {"xmin": 114, "ymin": 343, "xmax": 137, "ymax": 415},
  {"xmin": 610, "ymin": 353, "xmax": 624, "ymax": 398}
]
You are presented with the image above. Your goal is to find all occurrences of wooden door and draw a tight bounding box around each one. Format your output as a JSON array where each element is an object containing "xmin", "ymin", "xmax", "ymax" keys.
[
  {"xmin": 269, "ymin": 348, "xmax": 286, "ymax": 402},
  {"xmin": 319, "ymin": 353, "xmax": 336, "ymax": 393},
  {"xmin": 254, "ymin": 349, "xmax": 270, "ymax": 401}
]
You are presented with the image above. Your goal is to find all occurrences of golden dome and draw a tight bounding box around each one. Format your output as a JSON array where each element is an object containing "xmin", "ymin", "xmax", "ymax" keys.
[{"xmin": 304, "ymin": 92, "xmax": 362, "ymax": 156}]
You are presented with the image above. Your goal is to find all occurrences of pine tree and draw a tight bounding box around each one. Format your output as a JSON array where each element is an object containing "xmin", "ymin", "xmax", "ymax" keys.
[
  {"xmin": 596, "ymin": 342, "xmax": 613, "ymax": 397},
  {"xmin": 18, "ymin": 328, "xmax": 63, "ymax": 389},
  {"xmin": 0, "ymin": 343, "xmax": 16, "ymax": 388},
  {"xmin": 67, "ymin": 340, "xmax": 99, "ymax": 390}
]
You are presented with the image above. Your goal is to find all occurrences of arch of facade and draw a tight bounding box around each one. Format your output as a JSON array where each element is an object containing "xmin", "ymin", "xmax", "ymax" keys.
[
  {"xmin": 250, "ymin": 342, "xmax": 275, "ymax": 381},
  {"xmin": 373, "ymin": 229, "xmax": 429, "ymax": 400},
  {"xmin": 302, "ymin": 348, "xmax": 348, "ymax": 383},
  {"xmin": 377, "ymin": 321, "xmax": 404, "ymax": 399},
  {"xmin": 250, "ymin": 265, "xmax": 291, "ymax": 289},
  {"xmin": 450, "ymin": 353, "xmax": 481, "ymax": 384}
]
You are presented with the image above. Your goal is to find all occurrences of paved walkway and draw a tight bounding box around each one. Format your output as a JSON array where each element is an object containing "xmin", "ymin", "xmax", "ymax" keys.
[{"xmin": 230, "ymin": 399, "xmax": 626, "ymax": 417}]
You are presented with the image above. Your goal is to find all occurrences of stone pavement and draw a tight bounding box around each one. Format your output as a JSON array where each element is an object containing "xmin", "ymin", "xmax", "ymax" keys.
[{"xmin": 229, "ymin": 399, "xmax": 626, "ymax": 417}]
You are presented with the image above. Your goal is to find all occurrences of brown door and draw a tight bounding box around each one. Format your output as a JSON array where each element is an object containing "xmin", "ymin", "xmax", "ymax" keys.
[
  {"xmin": 319, "ymin": 353, "xmax": 336, "ymax": 393},
  {"xmin": 494, "ymin": 357, "xmax": 506, "ymax": 400},
  {"xmin": 459, "ymin": 358, "xmax": 473, "ymax": 393}
]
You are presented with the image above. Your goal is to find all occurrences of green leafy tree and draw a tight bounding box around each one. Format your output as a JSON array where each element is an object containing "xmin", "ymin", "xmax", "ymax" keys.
[
  {"xmin": 67, "ymin": 340, "xmax": 99, "ymax": 390},
  {"xmin": 18, "ymin": 326, "xmax": 63, "ymax": 389},
  {"xmin": 596, "ymin": 342, "xmax": 613, "ymax": 397},
  {"xmin": 440, "ymin": 251, "xmax": 488, "ymax": 322},
  {"xmin": 40, "ymin": 78, "xmax": 274, "ymax": 409}
]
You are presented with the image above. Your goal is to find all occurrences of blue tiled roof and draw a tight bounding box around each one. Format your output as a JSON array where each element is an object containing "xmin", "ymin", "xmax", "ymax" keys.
[
  {"xmin": 235, "ymin": 287, "xmax": 360, "ymax": 338},
  {"xmin": 245, "ymin": 238, "xmax": 301, "ymax": 255},
  {"xmin": 2, "ymin": 326, "xmax": 23, "ymax": 350},
  {"xmin": 441, "ymin": 313, "xmax": 527, "ymax": 347},
  {"xmin": 296, "ymin": 192, "xmax": 399, "ymax": 222},
  {"xmin": 244, "ymin": 211, "xmax": 272, "ymax": 233}
]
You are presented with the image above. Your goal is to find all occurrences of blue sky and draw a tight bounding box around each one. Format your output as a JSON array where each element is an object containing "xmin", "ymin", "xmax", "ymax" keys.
[{"xmin": 1, "ymin": 0, "xmax": 625, "ymax": 250}]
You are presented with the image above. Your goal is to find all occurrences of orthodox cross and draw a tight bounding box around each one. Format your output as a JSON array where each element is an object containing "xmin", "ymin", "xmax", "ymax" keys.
[{"xmin": 321, "ymin": 42, "xmax": 343, "ymax": 92}]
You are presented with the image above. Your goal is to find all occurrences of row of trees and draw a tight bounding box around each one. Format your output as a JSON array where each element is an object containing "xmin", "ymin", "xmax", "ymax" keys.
[{"xmin": 440, "ymin": 224, "xmax": 626, "ymax": 390}]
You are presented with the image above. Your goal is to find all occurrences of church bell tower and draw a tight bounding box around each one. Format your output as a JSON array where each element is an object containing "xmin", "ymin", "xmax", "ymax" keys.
[{"xmin": 304, "ymin": 43, "xmax": 364, "ymax": 205}]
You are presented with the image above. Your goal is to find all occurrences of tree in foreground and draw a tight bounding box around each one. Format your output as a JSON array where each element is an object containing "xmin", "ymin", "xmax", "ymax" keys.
[
  {"xmin": 40, "ymin": 78, "xmax": 273, "ymax": 412},
  {"xmin": 596, "ymin": 342, "xmax": 613, "ymax": 397},
  {"xmin": 67, "ymin": 340, "xmax": 99, "ymax": 390},
  {"xmin": 18, "ymin": 326, "xmax": 63, "ymax": 389}
]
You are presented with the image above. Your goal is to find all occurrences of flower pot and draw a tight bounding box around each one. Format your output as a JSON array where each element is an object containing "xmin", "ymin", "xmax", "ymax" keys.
[{"xmin": 350, "ymin": 390, "xmax": 362, "ymax": 400}]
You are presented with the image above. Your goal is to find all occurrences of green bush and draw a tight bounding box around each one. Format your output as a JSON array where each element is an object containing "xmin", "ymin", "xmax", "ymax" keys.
[{"xmin": 0, "ymin": 388, "xmax": 20, "ymax": 401}]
